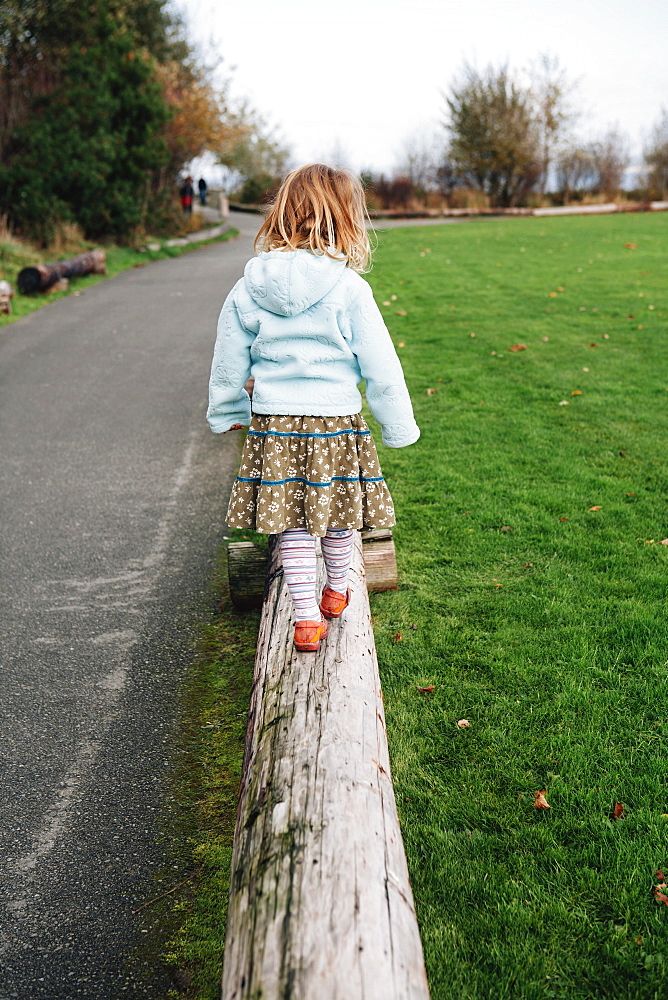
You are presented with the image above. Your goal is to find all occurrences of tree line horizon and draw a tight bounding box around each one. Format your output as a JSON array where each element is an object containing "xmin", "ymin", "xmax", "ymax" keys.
[{"xmin": 1, "ymin": 3, "xmax": 666, "ymax": 245}]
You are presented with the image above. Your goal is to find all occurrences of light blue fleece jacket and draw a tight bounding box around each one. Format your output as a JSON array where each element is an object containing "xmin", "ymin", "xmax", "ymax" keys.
[{"xmin": 206, "ymin": 249, "xmax": 420, "ymax": 448}]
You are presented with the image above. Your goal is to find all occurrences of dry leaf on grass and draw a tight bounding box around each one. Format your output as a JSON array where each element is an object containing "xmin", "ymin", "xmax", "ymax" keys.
[
  {"xmin": 509, "ymin": 344, "xmax": 527, "ymax": 352},
  {"xmin": 625, "ymin": 243, "xmax": 638, "ymax": 249},
  {"xmin": 395, "ymin": 310, "xmax": 407, "ymax": 316},
  {"xmin": 611, "ymin": 801, "xmax": 627, "ymax": 820},
  {"xmin": 653, "ymin": 886, "xmax": 668, "ymax": 905},
  {"xmin": 426, "ymin": 388, "xmax": 438, "ymax": 395},
  {"xmin": 457, "ymin": 719, "xmax": 470, "ymax": 728},
  {"xmin": 533, "ymin": 790, "xmax": 550, "ymax": 809},
  {"xmin": 589, "ymin": 506, "xmax": 602, "ymax": 511},
  {"xmin": 393, "ymin": 631, "xmax": 402, "ymax": 642},
  {"xmin": 417, "ymin": 685, "xmax": 435, "ymax": 693}
]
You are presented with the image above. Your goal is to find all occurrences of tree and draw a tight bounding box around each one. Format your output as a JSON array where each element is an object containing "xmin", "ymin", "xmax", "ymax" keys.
[
  {"xmin": 444, "ymin": 63, "xmax": 541, "ymax": 207},
  {"xmin": 0, "ymin": 2, "xmax": 169, "ymax": 242},
  {"xmin": 643, "ymin": 109, "xmax": 668, "ymax": 200},
  {"xmin": 394, "ymin": 129, "xmax": 438, "ymax": 193},
  {"xmin": 588, "ymin": 127, "xmax": 629, "ymax": 199},
  {"xmin": 215, "ymin": 102, "xmax": 290, "ymax": 202},
  {"xmin": 555, "ymin": 147, "xmax": 597, "ymax": 204},
  {"xmin": 528, "ymin": 52, "xmax": 578, "ymax": 195},
  {"xmin": 0, "ymin": 0, "xmax": 262, "ymax": 240}
]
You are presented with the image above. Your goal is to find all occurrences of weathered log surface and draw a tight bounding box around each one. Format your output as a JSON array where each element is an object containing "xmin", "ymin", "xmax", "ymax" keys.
[
  {"xmin": 222, "ymin": 533, "xmax": 430, "ymax": 1000},
  {"xmin": 17, "ymin": 249, "xmax": 106, "ymax": 294}
]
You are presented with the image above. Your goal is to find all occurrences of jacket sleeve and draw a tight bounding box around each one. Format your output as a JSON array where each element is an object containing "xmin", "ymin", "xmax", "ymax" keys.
[
  {"xmin": 206, "ymin": 285, "xmax": 254, "ymax": 433},
  {"xmin": 347, "ymin": 279, "xmax": 420, "ymax": 448}
]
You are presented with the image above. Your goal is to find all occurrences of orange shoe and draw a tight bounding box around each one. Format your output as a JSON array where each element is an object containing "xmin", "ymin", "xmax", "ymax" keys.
[
  {"xmin": 319, "ymin": 586, "xmax": 352, "ymax": 620},
  {"xmin": 294, "ymin": 619, "xmax": 329, "ymax": 652}
]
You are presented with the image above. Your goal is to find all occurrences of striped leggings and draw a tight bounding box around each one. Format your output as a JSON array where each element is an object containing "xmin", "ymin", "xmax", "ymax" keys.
[{"xmin": 280, "ymin": 527, "xmax": 354, "ymax": 621}]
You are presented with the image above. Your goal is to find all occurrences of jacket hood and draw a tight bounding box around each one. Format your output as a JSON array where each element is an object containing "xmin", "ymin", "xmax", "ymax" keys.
[{"xmin": 244, "ymin": 249, "xmax": 347, "ymax": 317}]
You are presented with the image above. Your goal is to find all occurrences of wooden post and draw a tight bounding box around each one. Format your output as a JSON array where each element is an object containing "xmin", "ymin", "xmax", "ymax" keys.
[
  {"xmin": 221, "ymin": 533, "xmax": 430, "ymax": 1000},
  {"xmin": 17, "ymin": 249, "xmax": 106, "ymax": 294}
]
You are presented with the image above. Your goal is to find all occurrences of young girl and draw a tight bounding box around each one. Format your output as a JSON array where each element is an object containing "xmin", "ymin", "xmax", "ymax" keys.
[{"xmin": 207, "ymin": 164, "xmax": 419, "ymax": 651}]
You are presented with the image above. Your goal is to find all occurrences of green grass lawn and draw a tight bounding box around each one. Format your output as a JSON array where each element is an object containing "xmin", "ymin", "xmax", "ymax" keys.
[{"xmin": 366, "ymin": 212, "xmax": 668, "ymax": 999}]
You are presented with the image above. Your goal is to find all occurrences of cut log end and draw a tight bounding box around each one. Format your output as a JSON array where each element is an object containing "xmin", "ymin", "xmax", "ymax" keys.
[{"xmin": 16, "ymin": 266, "xmax": 42, "ymax": 295}]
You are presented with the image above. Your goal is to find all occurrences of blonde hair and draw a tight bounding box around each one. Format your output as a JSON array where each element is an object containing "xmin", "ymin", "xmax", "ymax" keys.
[{"xmin": 254, "ymin": 163, "xmax": 372, "ymax": 272}]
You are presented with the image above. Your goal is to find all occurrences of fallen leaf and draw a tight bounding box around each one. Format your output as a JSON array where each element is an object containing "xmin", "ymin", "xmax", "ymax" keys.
[
  {"xmin": 590, "ymin": 343, "xmax": 597, "ymax": 347},
  {"xmin": 524, "ymin": 562, "xmax": 534, "ymax": 568},
  {"xmin": 572, "ymin": 390, "xmax": 583, "ymax": 395},
  {"xmin": 509, "ymin": 344, "xmax": 527, "ymax": 351},
  {"xmin": 395, "ymin": 310, "xmax": 407, "ymax": 316},
  {"xmin": 457, "ymin": 719, "xmax": 470, "ymax": 728},
  {"xmin": 393, "ymin": 631, "xmax": 402, "ymax": 642},
  {"xmin": 655, "ymin": 869, "xmax": 666, "ymax": 880},
  {"xmin": 625, "ymin": 242, "xmax": 638, "ymax": 249},
  {"xmin": 426, "ymin": 388, "xmax": 437, "ymax": 395},
  {"xmin": 559, "ymin": 516, "xmax": 569, "ymax": 521},
  {"xmin": 558, "ymin": 400, "xmax": 569, "ymax": 405},
  {"xmin": 603, "ymin": 334, "xmax": 610, "ymax": 339},
  {"xmin": 627, "ymin": 314, "xmax": 634, "ymax": 319},
  {"xmin": 500, "ymin": 525, "xmax": 512, "ymax": 532},
  {"xmin": 533, "ymin": 790, "xmax": 550, "ymax": 809},
  {"xmin": 557, "ymin": 286, "xmax": 564, "ymax": 292},
  {"xmin": 397, "ymin": 342, "xmax": 405, "ymax": 347},
  {"xmin": 589, "ymin": 506, "xmax": 602, "ymax": 511},
  {"xmin": 645, "ymin": 539, "xmax": 655, "ymax": 544},
  {"xmin": 653, "ymin": 888, "xmax": 668, "ymax": 906},
  {"xmin": 417, "ymin": 684, "xmax": 435, "ymax": 693},
  {"xmin": 661, "ymin": 539, "xmax": 668, "ymax": 546},
  {"xmin": 549, "ymin": 291, "xmax": 558, "ymax": 297},
  {"xmin": 541, "ymin": 336, "xmax": 549, "ymax": 341},
  {"xmin": 409, "ymin": 624, "xmax": 419, "ymax": 630},
  {"xmin": 611, "ymin": 801, "xmax": 626, "ymax": 820},
  {"xmin": 469, "ymin": 331, "xmax": 476, "ymax": 337},
  {"xmin": 382, "ymin": 300, "xmax": 391, "ymax": 306}
]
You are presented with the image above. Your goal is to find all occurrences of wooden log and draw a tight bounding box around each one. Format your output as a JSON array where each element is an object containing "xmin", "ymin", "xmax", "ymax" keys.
[
  {"xmin": 221, "ymin": 533, "xmax": 430, "ymax": 1000},
  {"xmin": 228, "ymin": 529, "xmax": 398, "ymax": 607},
  {"xmin": 17, "ymin": 249, "xmax": 106, "ymax": 294},
  {"xmin": 0, "ymin": 280, "xmax": 13, "ymax": 315},
  {"xmin": 227, "ymin": 541, "xmax": 268, "ymax": 610},
  {"xmin": 361, "ymin": 528, "xmax": 399, "ymax": 592}
]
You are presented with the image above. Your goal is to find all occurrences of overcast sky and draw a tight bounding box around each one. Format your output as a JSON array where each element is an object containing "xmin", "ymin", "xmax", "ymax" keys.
[{"xmin": 178, "ymin": 0, "xmax": 667, "ymax": 175}]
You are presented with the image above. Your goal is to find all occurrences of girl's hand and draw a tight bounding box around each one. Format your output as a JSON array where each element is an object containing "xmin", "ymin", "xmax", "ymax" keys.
[{"xmin": 225, "ymin": 424, "xmax": 244, "ymax": 432}]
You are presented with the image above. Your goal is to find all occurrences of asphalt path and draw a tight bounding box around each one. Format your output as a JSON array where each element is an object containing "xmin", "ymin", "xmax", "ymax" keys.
[{"xmin": 0, "ymin": 213, "xmax": 258, "ymax": 998}]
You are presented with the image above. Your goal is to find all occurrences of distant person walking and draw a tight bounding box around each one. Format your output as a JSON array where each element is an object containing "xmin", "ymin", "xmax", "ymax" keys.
[
  {"xmin": 179, "ymin": 176, "xmax": 194, "ymax": 215},
  {"xmin": 198, "ymin": 177, "xmax": 208, "ymax": 206}
]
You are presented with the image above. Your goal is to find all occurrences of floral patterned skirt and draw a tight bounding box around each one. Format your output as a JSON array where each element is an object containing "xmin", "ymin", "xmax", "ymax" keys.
[{"xmin": 226, "ymin": 413, "xmax": 395, "ymax": 537}]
